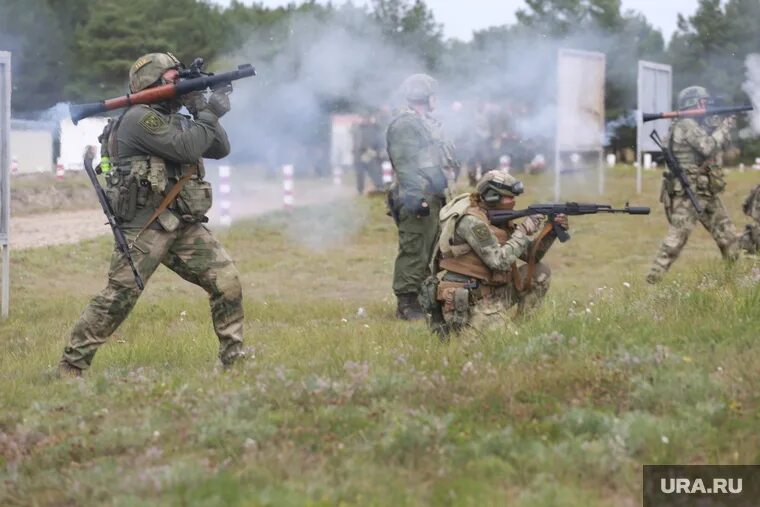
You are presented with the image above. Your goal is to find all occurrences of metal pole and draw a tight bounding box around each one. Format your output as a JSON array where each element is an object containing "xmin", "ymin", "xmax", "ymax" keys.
[{"xmin": 0, "ymin": 52, "xmax": 11, "ymax": 318}]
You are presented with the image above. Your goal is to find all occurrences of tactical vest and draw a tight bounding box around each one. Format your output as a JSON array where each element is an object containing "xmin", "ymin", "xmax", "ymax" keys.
[
  {"xmin": 435, "ymin": 194, "xmax": 512, "ymax": 284},
  {"xmin": 100, "ymin": 110, "xmax": 212, "ymax": 228}
]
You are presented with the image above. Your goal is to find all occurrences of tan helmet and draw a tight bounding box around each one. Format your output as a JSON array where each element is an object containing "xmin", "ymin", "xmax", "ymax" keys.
[
  {"xmin": 677, "ymin": 86, "xmax": 709, "ymax": 110},
  {"xmin": 129, "ymin": 52, "xmax": 182, "ymax": 93},
  {"xmin": 476, "ymin": 169, "xmax": 524, "ymax": 205},
  {"xmin": 401, "ymin": 73, "xmax": 438, "ymax": 103}
]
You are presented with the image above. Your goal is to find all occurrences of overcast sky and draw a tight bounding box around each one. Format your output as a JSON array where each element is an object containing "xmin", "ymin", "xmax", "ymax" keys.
[{"xmin": 209, "ymin": 0, "xmax": 698, "ymax": 43}]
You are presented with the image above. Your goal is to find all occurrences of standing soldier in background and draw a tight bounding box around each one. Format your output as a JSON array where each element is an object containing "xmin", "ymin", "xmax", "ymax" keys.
[
  {"xmin": 58, "ymin": 53, "xmax": 245, "ymax": 377},
  {"xmin": 739, "ymin": 184, "xmax": 760, "ymax": 254},
  {"xmin": 351, "ymin": 112, "xmax": 386, "ymax": 194},
  {"xmin": 386, "ymin": 73, "xmax": 459, "ymax": 320},
  {"xmin": 647, "ymin": 86, "xmax": 739, "ymax": 284}
]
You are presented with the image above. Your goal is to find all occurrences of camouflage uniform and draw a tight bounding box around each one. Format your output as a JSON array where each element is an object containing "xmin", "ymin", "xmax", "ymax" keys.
[
  {"xmin": 422, "ymin": 171, "xmax": 557, "ymax": 335},
  {"xmin": 387, "ymin": 74, "xmax": 458, "ymax": 319},
  {"xmin": 739, "ymin": 185, "xmax": 760, "ymax": 254},
  {"xmin": 59, "ymin": 53, "xmax": 243, "ymax": 374},
  {"xmin": 647, "ymin": 88, "xmax": 738, "ymax": 283}
]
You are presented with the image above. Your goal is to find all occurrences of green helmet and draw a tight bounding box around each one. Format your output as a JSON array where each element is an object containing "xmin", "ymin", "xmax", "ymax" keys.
[
  {"xmin": 476, "ymin": 170, "xmax": 524, "ymax": 205},
  {"xmin": 677, "ymin": 86, "xmax": 709, "ymax": 110},
  {"xmin": 401, "ymin": 73, "xmax": 438, "ymax": 103},
  {"xmin": 129, "ymin": 52, "xmax": 182, "ymax": 93}
]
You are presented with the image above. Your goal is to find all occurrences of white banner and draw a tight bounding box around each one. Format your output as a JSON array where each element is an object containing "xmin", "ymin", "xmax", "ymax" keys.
[
  {"xmin": 555, "ymin": 49, "xmax": 606, "ymax": 200},
  {"xmin": 556, "ymin": 49, "xmax": 606, "ymax": 151},
  {"xmin": 59, "ymin": 117, "xmax": 109, "ymax": 171}
]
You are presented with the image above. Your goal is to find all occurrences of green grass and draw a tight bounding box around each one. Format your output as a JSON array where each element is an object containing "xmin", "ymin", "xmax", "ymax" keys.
[{"xmin": 1, "ymin": 168, "xmax": 759, "ymax": 506}]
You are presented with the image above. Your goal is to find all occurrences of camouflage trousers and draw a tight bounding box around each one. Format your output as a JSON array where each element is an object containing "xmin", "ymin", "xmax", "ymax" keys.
[
  {"xmin": 61, "ymin": 223, "xmax": 244, "ymax": 370},
  {"xmin": 739, "ymin": 185, "xmax": 760, "ymax": 254},
  {"xmin": 648, "ymin": 193, "xmax": 738, "ymax": 281},
  {"xmin": 440, "ymin": 263, "xmax": 551, "ymax": 334}
]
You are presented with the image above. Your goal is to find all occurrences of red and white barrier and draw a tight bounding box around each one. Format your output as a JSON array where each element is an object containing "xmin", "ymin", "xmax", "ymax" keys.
[
  {"xmin": 499, "ymin": 155, "xmax": 511, "ymax": 172},
  {"xmin": 332, "ymin": 166, "xmax": 342, "ymax": 186},
  {"xmin": 283, "ymin": 164, "xmax": 295, "ymax": 209},
  {"xmin": 218, "ymin": 165, "xmax": 232, "ymax": 226},
  {"xmin": 55, "ymin": 158, "xmax": 65, "ymax": 181},
  {"xmin": 382, "ymin": 161, "xmax": 393, "ymax": 185}
]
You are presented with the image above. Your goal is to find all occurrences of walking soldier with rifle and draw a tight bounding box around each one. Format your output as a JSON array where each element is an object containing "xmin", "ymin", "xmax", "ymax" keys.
[
  {"xmin": 58, "ymin": 53, "xmax": 252, "ymax": 377},
  {"xmin": 645, "ymin": 86, "xmax": 740, "ymax": 284}
]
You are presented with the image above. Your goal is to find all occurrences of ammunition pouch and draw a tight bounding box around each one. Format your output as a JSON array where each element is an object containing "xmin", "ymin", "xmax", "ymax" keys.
[
  {"xmin": 694, "ymin": 164, "xmax": 725, "ymax": 195},
  {"xmin": 437, "ymin": 280, "xmax": 471, "ymax": 329},
  {"xmin": 419, "ymin": 276, "xmax": 440, "ymax": 314},
  {"xmin": 106, "ymin": 172, "xmax": 138, "ymax": 222},
  {"xmin": 175, "ymin": 177, "xmax": 213, "ymax": 221}
]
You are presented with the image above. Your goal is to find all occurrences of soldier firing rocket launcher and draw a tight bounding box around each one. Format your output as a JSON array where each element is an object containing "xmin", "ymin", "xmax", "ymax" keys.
[
  {"xmin": 69, "ymin": 58, "xmax": 256, "ymax": 125},
  {"xmin": 488, "ymin": 202, "xmax": 650, "ymax": 243}
]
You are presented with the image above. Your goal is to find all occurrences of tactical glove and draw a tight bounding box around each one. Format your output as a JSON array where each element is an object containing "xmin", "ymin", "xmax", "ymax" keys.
[
  {"xmin": 516, "ymin": 214, "xmax": 544, "ymax": 236},
  {"xmin": 181, "ymin": 91, "xmax": 207, "ymax": 117},
  {"xmin": 207, "ymin": 84, "xmax": 232, "ymax": 118}
]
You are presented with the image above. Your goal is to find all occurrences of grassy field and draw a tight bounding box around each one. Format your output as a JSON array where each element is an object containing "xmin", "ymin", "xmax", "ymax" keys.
[{"xmin": 1, "ymin": 167, "xmax": 759, "ymax": 506}]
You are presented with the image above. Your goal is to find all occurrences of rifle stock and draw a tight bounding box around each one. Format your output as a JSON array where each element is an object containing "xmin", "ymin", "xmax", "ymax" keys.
[{"xmin": 70, "ymin": 63, "xmax": 256, "ymax": 124}]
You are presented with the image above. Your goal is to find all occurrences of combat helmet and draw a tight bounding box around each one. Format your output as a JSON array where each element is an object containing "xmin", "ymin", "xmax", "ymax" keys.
[
  {"xmin": 677, "ymin": 86, "xmax": 709, "ymax": 110},
  {"xmin": 401, "ymin": 73, "xmax": 438, "ymax": 103},
  {"xmin": 129, "ymin": 53, "xmax": 182, "ymax": 93},
  {"xmin": 476, "ymin": 169, "xmax": 524, "ymax": 206}
]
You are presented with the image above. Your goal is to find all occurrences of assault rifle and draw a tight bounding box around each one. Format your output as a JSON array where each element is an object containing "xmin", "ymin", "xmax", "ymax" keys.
[
  {"xmin": 70, "ymin": 58, "xmax": 256, "ymax": 125},
  {"xmin": 487, "ymin": 202, "xmax": 650, "ymax": 242},
  {"xmin": 83, "ymin": 160, "xmax": 144, "ymax": 290},
  {"xmin": 642, "ymin": 104, "xmax": 753, "ymax": 123},
  {"xmin": 649, "ymin": 130, "xmax": 702, "ymax": 213}
]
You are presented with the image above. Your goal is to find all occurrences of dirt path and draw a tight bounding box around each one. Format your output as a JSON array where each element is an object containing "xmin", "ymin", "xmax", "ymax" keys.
[{"xmin": 11, "ymin": 179, "xmax": 354, "ymax": 250}]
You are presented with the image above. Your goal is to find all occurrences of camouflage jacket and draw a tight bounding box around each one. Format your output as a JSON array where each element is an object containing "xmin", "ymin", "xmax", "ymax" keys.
[
  {"xmin": 436, "ymin": 194, "xmax": 556, "ymax": 283},
  {"xmin": 668, "ymin": 118, "xmax": 730, "ymax": 174},
  {"xmin": 107, "ymin": 103, "xmax": 229, "ymax": 227},
  {"xmin": 386, "ymin": 107, "xmax": 457, "ymax": 208}
]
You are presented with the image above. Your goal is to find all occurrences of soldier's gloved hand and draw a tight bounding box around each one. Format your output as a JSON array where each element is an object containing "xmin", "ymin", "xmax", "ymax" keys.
[
  {"xmin": 207, "ymin": 84, "xmax": 233, "ymax": 118},
  {"xmin": 516, "ymin": 214, "xmax": 544, "ymax": 236},
  {"xmin": 721, "ymin": 115, "xmax": 736, "ymax": 131},
  {"xmin": 553, "ymin": 213, "xmax": 569, "ymax": 230},
  {"xmin": 414, "ymin": 199, "xmax": 430, "ymax": 218},
  {"xmin": 181, "ymin": 91, "xmax": 207, "ymax": 117}
]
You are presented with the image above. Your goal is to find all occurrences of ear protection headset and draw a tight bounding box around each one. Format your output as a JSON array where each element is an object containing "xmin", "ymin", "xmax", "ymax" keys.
[{"xmin": 481, "ymin": 180, "xmax": 524, "ymax": 205}]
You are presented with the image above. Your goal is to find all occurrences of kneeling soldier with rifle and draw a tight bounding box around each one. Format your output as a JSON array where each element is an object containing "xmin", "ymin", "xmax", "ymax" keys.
[
  {"xmin": 420, "ymin": 170, "xmax": 649, "ymax": 336},
  {"xmin": 420, "ymin": 170, "xmax": 565, "ymax": 335},
  {"xmin": 58, "ymin": 53, "xmax": 250, "ymax": 377}
]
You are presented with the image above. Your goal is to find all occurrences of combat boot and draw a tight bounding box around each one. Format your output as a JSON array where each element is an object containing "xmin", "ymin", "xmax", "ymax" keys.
[
  {"xmin": 57, "ymin": 360, "xmax": 83, "ymax": 379},
  {"xmin": 646, "ymin": 270, "xmax": 663, "ymax": 285},
  {"xmin": 396, "ymin": 293, "xmax": 425, "ymax": 321}
]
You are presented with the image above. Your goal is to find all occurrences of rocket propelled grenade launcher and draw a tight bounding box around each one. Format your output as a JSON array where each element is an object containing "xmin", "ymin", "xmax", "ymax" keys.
[
  {"xmin": 70, "ymin": 60, "xmax": 256, "ymax": 124},
  {"xmin": 642, "ymin": 104, "xmax": 753, "ymax": 123},
  {"xmin": 487, "ymin": 202, "xmax": 650, "ymax": 243}
]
